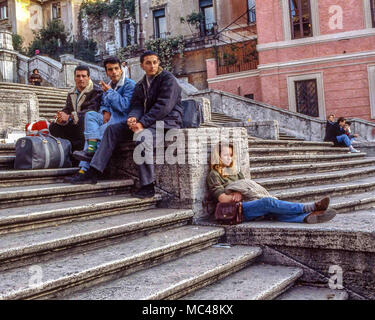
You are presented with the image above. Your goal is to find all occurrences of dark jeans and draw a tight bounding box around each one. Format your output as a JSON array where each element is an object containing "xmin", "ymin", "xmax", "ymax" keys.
[
  {"xmin": 49, "ymin": 117, "xmax": 85, "ymax": 152},
  {"xmin": 90, "ymin": 123, "xmax": 160, "ymax": 187}
]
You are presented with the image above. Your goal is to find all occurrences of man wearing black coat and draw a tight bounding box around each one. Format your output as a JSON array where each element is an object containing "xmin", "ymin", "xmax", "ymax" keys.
[
  {"xmin": 74, "ymin": 51, "xmax": 183, "ymax": 198},
  {"xmin": 49, "ymin": 65, "xmax": 103, "ymax": 151}
]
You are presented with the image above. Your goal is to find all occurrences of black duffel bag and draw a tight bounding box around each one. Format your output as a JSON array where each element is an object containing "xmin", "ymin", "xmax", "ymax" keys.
[
  {"xmin": 14, "ymin": 134, "xmax": 72, "ymax": 169},
  {"xmin": 181, "ymin": 99, "xmax": 204, "ymax": 128}
]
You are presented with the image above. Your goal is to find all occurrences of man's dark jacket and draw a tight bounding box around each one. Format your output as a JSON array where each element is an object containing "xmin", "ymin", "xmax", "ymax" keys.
[
  {"xmin": 128, "ymin": 68, "xmax": 183, "ymax": 129},
  {"xmin": 62, "ymin": 80, "xmax": 103, "ymax": 119},
  {"xmin": 325, "ymin": 122, "xmax": 345, "ymax": 146}
]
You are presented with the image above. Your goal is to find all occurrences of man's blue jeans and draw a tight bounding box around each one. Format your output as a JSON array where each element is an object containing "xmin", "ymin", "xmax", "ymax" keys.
[
  {"xmin": 336, "ymin": 134, "xmax": 352, "ymax": 147},
  {"xmin": 242, "ymin": 197, "xmax": 309, "ymax": 223},
  {"xmin": 80, "ymin": 111, "xmax": 109, "ymax": 171}
]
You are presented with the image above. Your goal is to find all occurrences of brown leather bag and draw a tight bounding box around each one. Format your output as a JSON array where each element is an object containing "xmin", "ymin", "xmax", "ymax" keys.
[{"xmin": 214, "ymin": 202, "xmax": 244, "ymax": 225}]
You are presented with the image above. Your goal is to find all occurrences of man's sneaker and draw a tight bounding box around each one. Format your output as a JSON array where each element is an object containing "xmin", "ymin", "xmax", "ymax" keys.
[
  {"xmin": 132, "ymin": 184, "xmax": 155, "ymax": 199},
  {"xmin": 314, "ymin": 196, "xmax": 330, "ymax": 211},
  {"xmin": 304, "ymin": 208, "xmax": 337, "ymax": 224},
  {"xmin": 70, "ymin": 168, "xmax": 98, "ymax": 185},
  {"xmin": 63, "ymin": 171, "xmax": 82, "ymax": 183},
  {"xmin": 73, "ymin": 150, "xmax": 94, "ymax": 162}
]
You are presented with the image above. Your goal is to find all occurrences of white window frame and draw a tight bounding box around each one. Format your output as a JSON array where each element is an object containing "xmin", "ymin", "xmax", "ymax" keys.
[
  {"xmin": 368, "ymin": 65, "xmax": 375, "ymax": 119},
  {"xmin": 281, "ymin": 0, "xmax": 320, "ymax": 41},
  {"xmin": 51, "ymin": 2, "xmax": 61, "ymax": 20},
  {"xmin": 287, "ymin": 72, "xmax": 326, "ymax": 120}
]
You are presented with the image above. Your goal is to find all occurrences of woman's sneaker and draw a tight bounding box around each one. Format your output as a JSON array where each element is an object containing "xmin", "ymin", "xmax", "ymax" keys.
[{"xmin": 304, "ymin": 208, "xmax": 337, "ymax": 224}]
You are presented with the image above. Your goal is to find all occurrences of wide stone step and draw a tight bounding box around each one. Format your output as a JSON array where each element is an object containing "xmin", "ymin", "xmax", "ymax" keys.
[
  {"xmin": 0, "ymin": 156, "xmax": 14, "ymax": 169},
  {"xmin": 39, "ymin": 105, "xmax": 65, "ymax": 111},
  {"xmin": 248, "ymin": 140, "xmax": 333, "ymax": 148},
  {"xmin": 0, "ymin": 168, "xmax": 79, "ymax": 187},
  {"xmin": 61, "ymin": 245, "xmax": 261, "ymax": 300},
  {"xmin": 0, "ymin": 144, "xmax": 15, "ymax": 155},
  {"xmin": 38, "ymin": 97, "xmax": 67, "ymax": 102},
  {"xmin": 0, "ymin": 82, "xmax": 69, "ymax": 92},
  {"xmin": 251, "ymin": 158, "xmax": 375, "ymax": 178},
  {"xmin": 255, "ymin": 165, "xmax": 375, "ymax": 190},
  {"xmin": 329, "ymin": 190, "xmax": 375, "ymax": 213},
  {"xmin": 277, "ymin": 285, "xmax": 348, "ymax": 300},
  {"xmin": 182, "ymin": 264, "xmax": 303, "ymax": 300},
  {"xmin": 249, "ymin": 153, "xmax": 365, "ymax": 167},
  {"xmin": 200, "ymin": 209, "xmax": 375, "ymax": 253},
  {"xmin": 0, "ymin": 225, "xmax": 223, "ymax": 300},
  {"xmin": 0, "ymin": 88, "xmax": 68, "ymax": 98},
  {"xmin": 248, "ymin": 147, "xmax": 350, "ymax": 156},
  {"xmin": 0, "ymin": 194, "xmax": 161, "ymax": 234},
  {"xmin": 0, "ymin": 208, "xmax": 191, "ymax": 271},
  {"xmin": 0, "ymin": 180, "xmax": 134, "ymax": 209},
  {"xmin": 271, "ymin": 176, "xmax": 375, "ymax": 203}
]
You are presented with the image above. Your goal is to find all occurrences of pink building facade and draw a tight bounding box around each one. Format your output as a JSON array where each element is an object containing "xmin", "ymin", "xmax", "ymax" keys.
[{"xmin": 206, "ymin": 0, "xmax": 375, "ymax": 122}]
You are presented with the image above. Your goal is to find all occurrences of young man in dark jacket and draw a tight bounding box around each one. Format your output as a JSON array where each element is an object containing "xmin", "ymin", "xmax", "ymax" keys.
[
  {"xmin": 49, "ymin": 65, "xmax": 103, "ymax": 151},
  {"xmin": 72, "ymin": 51, "xmax": 183, "ymax": 199}
]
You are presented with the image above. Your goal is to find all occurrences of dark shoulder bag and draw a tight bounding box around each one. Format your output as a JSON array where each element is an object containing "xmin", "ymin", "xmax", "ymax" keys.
[{"xmin": 215, "ymin": 202, "xmax": 244, "ymax": 225}]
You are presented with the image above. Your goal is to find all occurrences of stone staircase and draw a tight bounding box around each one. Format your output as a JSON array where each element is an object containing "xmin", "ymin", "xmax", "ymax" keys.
[
  {"xmin": 0, "ymin": 138, "xmax": 362, "ymax": 300},
  {"xmin": 0, "ymin": 82, "xmax": 68, "ymax": 120}
]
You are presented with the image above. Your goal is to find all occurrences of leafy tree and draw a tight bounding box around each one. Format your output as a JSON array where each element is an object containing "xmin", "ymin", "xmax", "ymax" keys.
[
  {"xmin": 27, "ymin": 20, "xmax": 72, "ymax": 59},
  {"xmin": 12, "ymin": 34, "xmax": 26, "ymax": 54}
]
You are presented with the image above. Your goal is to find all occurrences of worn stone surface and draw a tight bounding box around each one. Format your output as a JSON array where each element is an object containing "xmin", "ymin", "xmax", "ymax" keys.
[
  {"xmin": 0, "ymin": 168, "xmax": 79, "ymax": 187},
  {"xmin": 182, "ymin": 264, "xmax": 303, "ymax": 300},
  {"xmin": 0, "ymin": 89, "xmax": 39, "ymax": 138},
  {"xmin": 0, "ymin": 225, "xmax": 224, "ymax": 300},
  {"xmin": 0, "ymin": 180, "xmax": 134, "ymax": 209},
  {"xmin": 272, "ymin": 247, "xmax": 375, "ymax": 300},
  {"xmin": 0, "ymin": 194, "xmax": 162, "ymax": 234},
  {"xmin": 0, "ymin": 208, "xmax": 194, "ymax": 263},
  {"xmin": 62, "ymin": 246, "xmax": 261, "ymax": 300},
  {"xmin": 221, "ymin": 209, "xmax": 375, "ymax": 252},
  {"xmin": 277, "ymin": 286, "xmax": 348, "ymax": 300},
  {"xmin": 251, "ymin": 158, "xmax": 375, "ymax": 178},
  {"xmin": 255, "ymin": 165, "xmax": 375, "ymax": 190},
  {"xmin": 272, "ymin": 176, "xmax": 375, "ymax": 202}
]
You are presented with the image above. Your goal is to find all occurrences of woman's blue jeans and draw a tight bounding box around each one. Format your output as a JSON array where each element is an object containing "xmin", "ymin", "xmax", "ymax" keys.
[
  {"xmin": 80, "ymin": 111, "xmax": 109, "ymax": 171},
  {"xmin": 242, "ymin": 197, "xmax": 309, "ymax": 223}
]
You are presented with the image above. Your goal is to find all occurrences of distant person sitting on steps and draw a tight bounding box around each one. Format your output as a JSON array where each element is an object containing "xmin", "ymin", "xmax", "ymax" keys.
[
  {"xmin": 29, "ymin": 69, "xmax": 43, "ymax": 86},
  {"xmin": 207, "ymin": 143, "xmax": 337, "ymax": 224},
  {"xmin": 324, "ymin": 117, "xmax": 360, "ymax": 153},
  {"xmin": 69, "ymin": 57, "xmax": 136, "ymax": 182},
  {"xmin": 49, "ymin": 65, "xmax": 103, "ymax": 152},
  {"xmin": 323, "ymin": 114, "xmax": 335, "ymax": 142}
]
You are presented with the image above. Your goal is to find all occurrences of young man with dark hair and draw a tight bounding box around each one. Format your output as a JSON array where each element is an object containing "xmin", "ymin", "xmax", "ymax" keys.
[
  {"xmin": 69, "ymin": 57, "xmax": 136, "ymax": 182},
  {"xmin": 71, "ymin": 51, "xmax": 183, "ymax": 199},
  {"xmin": 49, "ymin": 65, "xmax": 103, "ymax": 152}
]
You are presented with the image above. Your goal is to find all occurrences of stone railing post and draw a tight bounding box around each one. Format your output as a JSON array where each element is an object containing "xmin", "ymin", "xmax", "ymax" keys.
[{"xmin": 0, "ymin": 30, "xmax": 18, "ymax": 83}]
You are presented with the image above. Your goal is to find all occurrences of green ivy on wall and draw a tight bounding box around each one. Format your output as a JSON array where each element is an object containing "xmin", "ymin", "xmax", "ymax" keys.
[
  {"xmin": 118, "ymin": 36, "xmax": 186, "ymax": 72},
  {"xmin": 79, "ymin": 0, "xmax": 135, "ymax": 27}
]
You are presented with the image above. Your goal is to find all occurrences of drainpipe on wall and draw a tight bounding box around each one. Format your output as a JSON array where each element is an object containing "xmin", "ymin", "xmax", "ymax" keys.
[{"xmin": 138, "ymin": 0, "xmax": 145, "ymax": 49}]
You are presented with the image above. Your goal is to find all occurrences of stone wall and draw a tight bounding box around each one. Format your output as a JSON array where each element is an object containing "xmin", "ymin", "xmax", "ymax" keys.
[
  {"xmin": 191, "ymin": 89, "xmax": 375, "ymax": 142},
  {"xmin": 0, "ymin": 89, "xmax": 39, "ymax": 138}
]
